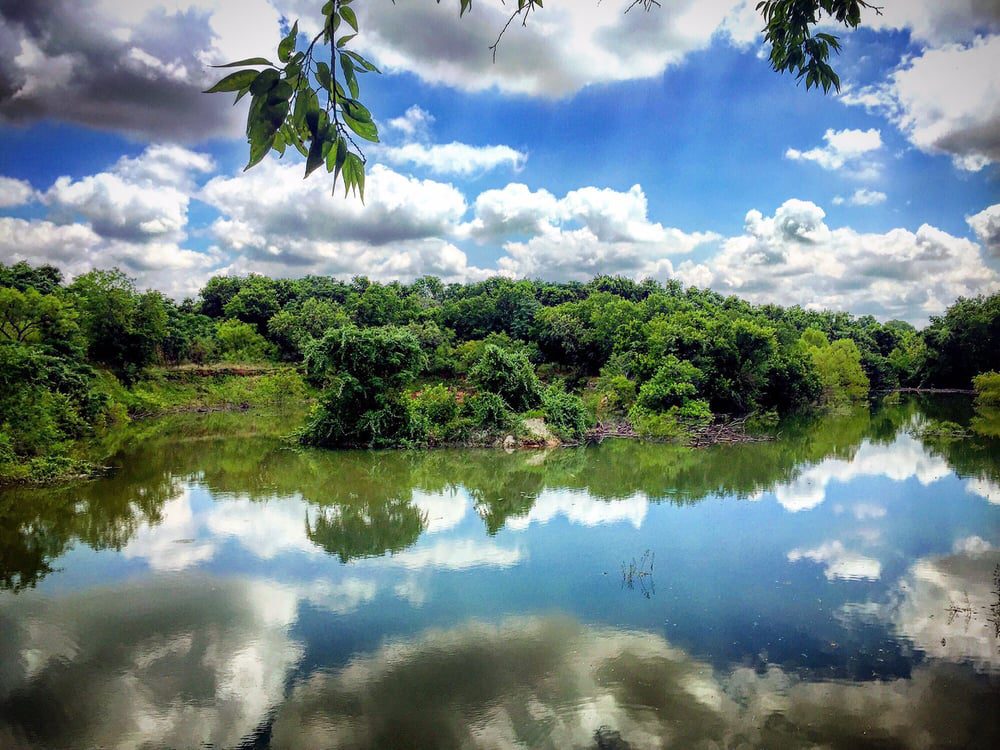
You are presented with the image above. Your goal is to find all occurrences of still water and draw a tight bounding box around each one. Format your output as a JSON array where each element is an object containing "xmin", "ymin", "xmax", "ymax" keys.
[{"xmin": 1, "ymin": 396, "xmax": 998, "ymax": 748}]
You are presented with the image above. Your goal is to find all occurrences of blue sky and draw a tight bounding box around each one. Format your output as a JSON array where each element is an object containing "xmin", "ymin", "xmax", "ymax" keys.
[{"xmin": 0, "ymin": 0, "xmax": 998, "ymax": 323}]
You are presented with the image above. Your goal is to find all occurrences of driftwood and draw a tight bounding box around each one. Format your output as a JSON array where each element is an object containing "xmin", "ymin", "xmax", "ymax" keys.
[{"xmin": 584, "ymin": 415, "xmax": 773, "ymax": 448}]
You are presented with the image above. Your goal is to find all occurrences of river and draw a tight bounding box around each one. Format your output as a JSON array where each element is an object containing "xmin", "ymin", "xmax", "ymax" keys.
[{"xmin": 1, "ymin": 395, "xmax": 998, "ymax": 748}]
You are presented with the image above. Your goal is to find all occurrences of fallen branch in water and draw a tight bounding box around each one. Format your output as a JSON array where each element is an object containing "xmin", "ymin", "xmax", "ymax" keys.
[{"xmin": 584, "ymin": 415, "xmax": 774, "ymax": 447}]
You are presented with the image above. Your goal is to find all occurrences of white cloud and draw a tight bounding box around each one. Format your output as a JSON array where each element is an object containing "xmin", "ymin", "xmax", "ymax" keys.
[
  {"xmin": 867, "ymin": 0, "xmax": 1000, "ymax": 45},
  {"xmin": 965, "ymin": 475, "xmax": 1000, "ymax": 504},
  {"xmin": 411, "ymin": 489, "xmax": 469, "ymax": 534},
  {"xmin": 785, "ymin": 128, "xmax": 882, "ymax": 177},
  {"xmin": 43, "ymin": 144, "xmax": 213, "ymax": 242},
  {"xmin": 842, "ymin": 35, "xmax": 1000, "ymax": 172},
  {"xmin": 379, "ymin": 142, "xmax": 526, "ymax": 176},
  {"xmin": 770, "ymin": 432, "xmax": 951, "ymax": 512},
  {"xmin": 503, "ymin": 489, "xmax": 648, "ymax": 530},
  {"xmin": 967, "ymin": 203, "xmax": 1000, "ymax": 257},
  {"xmin": 0, "ymin": 0, "xmax": 283, "ymax": 139},
  {"xmin": 890, "ymin": 548, "xmax": 1000, "ymax": 669},
  {"xmin": 121, "ymin": 490, "xmax": 216, "ymax": 571},
  {"xmin": 469, "ymin": 183, "xmax": 718, "ymax": 282},
  {"xmin": 682, "ymin": 199, "xmax": 1000, "ymax": 323},
  {"xmin": 350, "ymin": 0, "xmax": 760, "ymax": 98},
  {"xmin": 953, "ymin": 535, "xmax": 994, "ymax": 555},
  {"xmin": 0, "ymin": 176, "xmax": 35, "ymax": 207},
  {"xmin": 833, "ymin": 189, "xmax": 887, "ymax": 207},
  {"xmin": 379, "ymin": 538, "xmax": 523, "ymax": 571},
  {"xmin": 788, "ymin": 540, "xmax": 882, "ymax": 580},
  {"xmin": 0, "ymin": 216, "xmax": 219, "ymax": 297}
]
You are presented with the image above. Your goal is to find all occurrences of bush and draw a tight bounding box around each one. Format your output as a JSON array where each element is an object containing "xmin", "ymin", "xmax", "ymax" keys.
[
  {"xmin": 629, "ymin": 400, "xmax": 711, "ymax": 440},
  {"xmin": 973, "ymin": 371, "xmax": 1000, "ymax": 405},
  {"xmin": 465, "ymin": 392, "xmax": 517, "ymax": 433},
  {"xmin": 411, "ymin": 384, "xmax": 469, "ymax": 443},
  {"xmin": 541, "ymin": 384, "xmax": 589, "ymax": 440},
  {"xmin": 216, "ymin": 320, "xmax": 274, "ymax": 361},
  {"xmin": 597, "ymin": 374, "xmax": 637, "ymax": 417},
  {"xmin": 468, "ymin": 344, "xmax": 542, "ymax": 411},
  {"xmin": 299, "ymin": 326, "xmax": 428, "ymax": 447},
  {"xmin": 634, "ymin": 356, "xmax": 702, "ymax": 413}
]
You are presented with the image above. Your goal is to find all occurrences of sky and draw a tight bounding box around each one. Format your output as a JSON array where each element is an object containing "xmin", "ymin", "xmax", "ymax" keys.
[{"xmin": 0, "ymin": 0, "xmax": 998, "ymax": 324}]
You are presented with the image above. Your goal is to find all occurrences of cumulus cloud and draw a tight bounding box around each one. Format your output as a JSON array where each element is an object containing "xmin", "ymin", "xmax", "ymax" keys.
[
  {"xmin": 201, "ymin": 160, "xmax": 490, "ymax": 283},
  {"xmin": 0, "ymin": 0, "xmax": 283, "ymax": 140},
  {"xmin": 788, "ymin": 540, "xmax": 882, "ymax": 580},
  {"xmin": 0, "ymin": 216, "xmax": 219, "ymax": 297},
  {"xmin": 467, "ymin": 182, "xmax": 718, "ymax": 281},
  {"xmin": 770, "ymin": 431, "xmax": 951, "ymax": 512},
  {"xmin": 833, "ymin": 188, "xmax": 887, "ymax": 207},
  {"xmin": 890, "ymin": 548, "xmax": 1000, "ymax": 670},
  {"xmin": 503, "ymin": 488, "xmax": 648, "ymax": 530},
  {"xmin": 379, "ymin": 142, "xmax": 526, "ymax": 176},
  {"xmin": 967, "ymin": 203, "xmax": 1000, "ymax": 257},
  {"xmin": 867, "ymin": 0, "xmax": 1000, "ymax": 45},
  {"xmin": 348, "ymin": 0, "xmax": 759, "ymax": 98},
  {"xmin": 841, "ymin": 35, "xmax": 1000, "ymax": 172},
  {"xmin": 785, "ymin": 128, "xmax": 882, "ymax": 177},
  {"xmin": 0, "ymin": 144, "xmax": 220, "ymax": 296},
  {"xmin": 0, "ymin": 176, "xmax": 35, "ymax": 207},
  {"xmin": 43, "ymin": 144, "xmax": 213, "ymax": 242},
  {"xmin": 679, "ymin": 199, "xmax": 1000, "ymax": 323}
]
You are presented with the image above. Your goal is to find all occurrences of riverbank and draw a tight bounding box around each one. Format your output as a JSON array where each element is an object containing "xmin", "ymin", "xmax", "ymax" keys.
[{"xmin": 0, "ymin": 366, "xmax": 314, "ymax": 487}]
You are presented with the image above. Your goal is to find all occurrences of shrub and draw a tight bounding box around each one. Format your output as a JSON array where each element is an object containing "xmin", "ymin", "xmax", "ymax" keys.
[
  {"xmin": 469, "ymin": 344, "xmax": 542, "ymax": 412},
  {"xmin": 634, "ymin": 356, "xmax": 702, "ymax": 413},
  {"xmin": 541, "ymin": 384, "xmax": 589, "ymax": 440},
  {"xmin": 973, "ymin": 371, "xmax": 1000, "ymax": 405},
  {"xmin": 216, "ymin": 320, "xmax": 274, "ymax": 361},
  {"xmin": 466, "ymin": 392, "xmax": 516, "ymax": 432}
]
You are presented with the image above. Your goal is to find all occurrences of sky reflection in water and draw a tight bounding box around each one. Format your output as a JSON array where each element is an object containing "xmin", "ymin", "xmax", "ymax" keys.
[{"xmin": 0, "ymin": 397, "xmax": 998, "ymax": 748}]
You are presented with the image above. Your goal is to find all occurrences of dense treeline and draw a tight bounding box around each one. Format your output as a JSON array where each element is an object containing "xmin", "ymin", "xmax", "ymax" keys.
[{"xmin": 2, "ymin": 260, "xmax": 998, "ymax": 473}]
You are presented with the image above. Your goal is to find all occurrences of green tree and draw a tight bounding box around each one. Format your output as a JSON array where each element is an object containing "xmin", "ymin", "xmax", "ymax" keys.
[
  {"xmin": 300, "ymin": 325, "xmax": 428, "ymax": 447},
  {"xmin": 800, "ymin": 328, "xmax": 869, "ymax": 403},
  {"xmin": 69, "ymin": 270, "xmax": 168, "ymax": 382},
  {"xmin": 0, "ymin": 287, "xmax": 80, "ymax": 348},
  {"xmin": 469, "ymin": 344, "xmax": 542, "ymax": 412}
]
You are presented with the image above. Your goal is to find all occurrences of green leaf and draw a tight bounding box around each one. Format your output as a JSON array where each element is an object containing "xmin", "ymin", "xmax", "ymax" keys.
[
  {"xmin": 204, "ymin": 69, "xmax": 258, "ymax": 94},
  {"xmin": 316, "ymin": 61, "xmax": 332, "ymax": 92},
  {"xmin": 340, "ymin": 53, "xmax": 359, "ymax": 98},
  {"xmin": 278, "ymin": 20, "xmax": 298, "ymax": 63},
  {"xmin": 249, "ymin": 68, "xmax": 280, "ymax": 95},
  {"xmin": 343, "ymin": 50, "xmax": 381, "ymax": 74},
  {"xmin": 343, "ymin": 152, "xmax": 365, "ymax": 202},
  {"xmin": 343, "ymin": 112, "xmax": 379, "ymax": 142},
  {"xmin": 305, "ymin": 133, "xmax": 326, "ymax": 178},
  {"xmin": 212, "ymin": 58, "xmax": 274, "ymax": 68},
  {"xmin": 339, "ymin": 5, "xmax": 359, "ymax": 32},
  {"xmin": 328, "ymin": 136, "xmax": 348, "ymax": 181},
  {"xmin": 336, "ymin": 34, "xmax": 357, "ymax": 48},
  {"xmin": 341, "ymin": 99, "xmax": 372, "ymax": 123}
]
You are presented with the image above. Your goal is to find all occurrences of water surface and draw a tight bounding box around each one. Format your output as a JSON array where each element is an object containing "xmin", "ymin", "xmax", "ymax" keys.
[{"xmin": 1, "ymin": 397, "xmax": 998, "ymax": 748}]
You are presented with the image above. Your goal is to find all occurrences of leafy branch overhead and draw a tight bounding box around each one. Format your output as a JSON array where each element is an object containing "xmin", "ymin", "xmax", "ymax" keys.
[{"xmin": 205, "ymin": 0, "xmax": 878, "ymax": 196}]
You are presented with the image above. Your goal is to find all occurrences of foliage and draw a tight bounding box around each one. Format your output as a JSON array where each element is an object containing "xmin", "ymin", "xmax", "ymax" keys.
[
  {"xmin": 300, "ymin": 325, "xmax": 427, "ymax": 447},
  {"xmin": 215, "ymin": 320, "xmax": 274, "ymax": 361},
  {"xmin": 68, "ymin": 270, "xmax": 168, "ymax": 382},
  {"xmin": 799, "ymin": 328, "xmax": 869, "ymax": 404},
  {"xmin": 2, "ymin": 261, "xmax": 998, "ymax": 462},
  {"xmin": 633, "ymin": 356, "xmax": 703, "ymax": 413},
  {"xmin": 207, "ymin": 1, "xmax": 872, "ymax": 193},
  {"xmin": 973, "ymin": 371, "xmax": 1000, "ymax": 406},
  {"xmin": 541, "ymin": 384, "xmax": 590, "ymax": 440},
  {"xmin": 465, "ymin": 392, "xmax": 517, "ymax": 433},
  {"xmin": 920, "ymin": 295, "xmax": 1000, "ymax": 388},
  {"xmin": 469, "ymin": 344, "xmax": 543, "ymax": 412}
]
